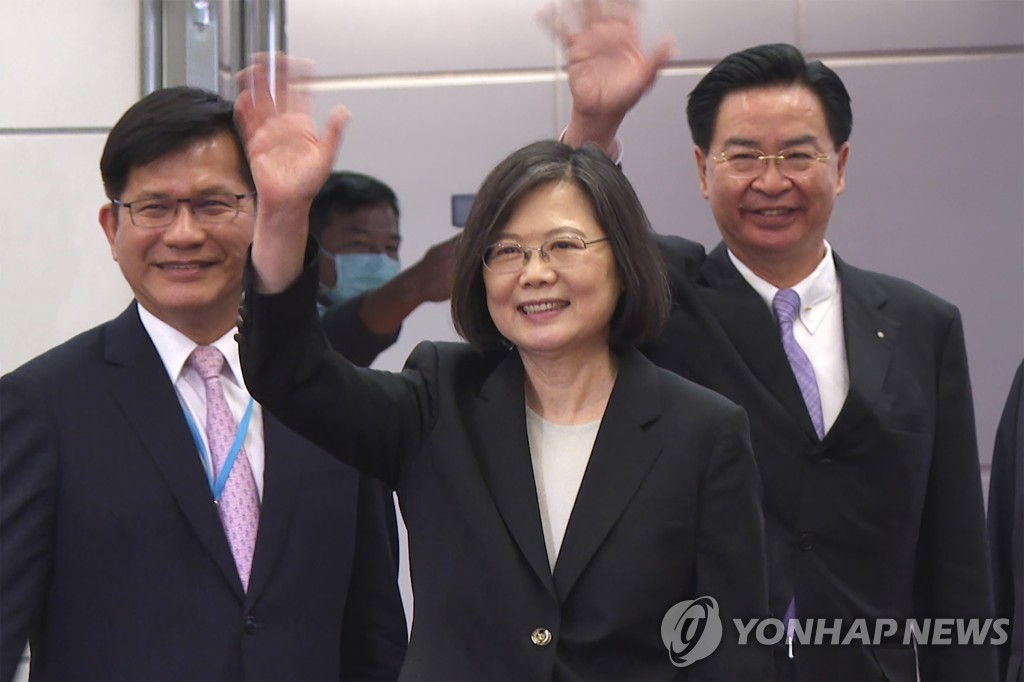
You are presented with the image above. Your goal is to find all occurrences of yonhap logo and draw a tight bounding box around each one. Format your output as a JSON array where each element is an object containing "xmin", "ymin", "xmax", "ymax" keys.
[{"xmin": 661, "ymin": 596, "xmax": 723, "ymax": 667}]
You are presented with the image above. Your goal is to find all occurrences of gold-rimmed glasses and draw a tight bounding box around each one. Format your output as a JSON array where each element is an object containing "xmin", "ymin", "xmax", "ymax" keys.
[
  {"xmin": 711, "ymin": 149, "xmax": 831, "ymax": 180},
  {"xmin": 482, "ymin": 235, "xmax": 610, "ymax": 274}
]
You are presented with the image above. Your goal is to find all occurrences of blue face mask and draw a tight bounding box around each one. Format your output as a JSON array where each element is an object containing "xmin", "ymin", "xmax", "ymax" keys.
[{"xmin": 322, "ymin": 251, "xmax": 401, "ymax": 305}]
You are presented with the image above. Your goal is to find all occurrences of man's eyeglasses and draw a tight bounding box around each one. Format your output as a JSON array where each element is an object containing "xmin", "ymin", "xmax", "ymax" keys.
[
  {"xmin": 482, "ymin": 235, "xmax": 610, "ymax": 274},
  {"xmin": 711, "ymin": 149, "xmax": 831, "ymax": 180},
  {"xmin": 111, "ymin": 192, "xmax": 256, "ymax": 228}
]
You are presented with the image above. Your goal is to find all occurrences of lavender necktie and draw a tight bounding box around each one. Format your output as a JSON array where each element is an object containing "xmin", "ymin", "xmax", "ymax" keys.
[
  {"xmin": 773, "ymin": 288, "xmax": 826, "ymax": 440},
  {"xmin": 773, "ymin": 289, "xmax": 826, "ymax": 658},
  {"xmin": 188, "ymin": 345, "xmax": 260, "ymax": 590}
]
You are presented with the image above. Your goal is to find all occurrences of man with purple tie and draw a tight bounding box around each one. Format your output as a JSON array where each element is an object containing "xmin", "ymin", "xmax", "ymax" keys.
[{"xmin": 551, "ymin": 3, "xmax": 996, "ymax": 680}]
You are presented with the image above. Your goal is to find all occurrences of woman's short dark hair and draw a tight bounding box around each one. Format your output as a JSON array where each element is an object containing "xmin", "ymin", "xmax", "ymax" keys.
[
  {"xmin": 100, "ymin": 86, "xmax": 253, "ymax": 201},
  {"xmin": 451, "ymin": 140, "xmax": 669, "ymax": 351},
  {"xmin": 687, "ymin": 43, "xmax": 852, "ymax": 153}
]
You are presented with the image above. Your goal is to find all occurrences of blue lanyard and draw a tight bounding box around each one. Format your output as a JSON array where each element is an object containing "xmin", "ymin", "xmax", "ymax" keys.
[{"xmin": 182, "ymin": 398, "xmax": 255, "ymax": 502}]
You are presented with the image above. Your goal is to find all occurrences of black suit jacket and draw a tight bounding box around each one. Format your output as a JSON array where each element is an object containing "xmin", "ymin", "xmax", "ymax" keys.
[
  {"xmin": 238, "ymin": 257, "xmax": 774, "ymax": 680},
  {"xmin": 321, "ymin": 292, "xmax": 400, "ymax": 368},
  {"xmin": 642, "ymin": 238, "xmax": 997, "ymax": 681},
  {"xmin": 988, "ymin": 361, "xmax": 1024, "ymax": 681},
  {"xmin": 0, "ymin": 304, "xmax": 407, "ymax": 681}
]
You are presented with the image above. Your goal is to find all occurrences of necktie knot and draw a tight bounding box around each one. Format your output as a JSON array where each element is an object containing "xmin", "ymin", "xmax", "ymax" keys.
[
  {"xmin": 773, "ymin": 288, "xmax": 801, "ymax": 326},
  {"xmin": 189, "ymin": 345, "xmax": 225, "ymax": 381}
]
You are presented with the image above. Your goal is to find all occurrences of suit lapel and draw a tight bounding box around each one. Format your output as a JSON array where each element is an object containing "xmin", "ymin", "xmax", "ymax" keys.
[
  {"xmin": 243, "ymin": 414, "xmax": 314, "ymax": 603},
  {"xmin": 552, "ymin": 348, "xmax": 663, "ymax": 600},
  {"xmin": 474, "ymin": 350, "xmax": 555, "ymax": 595},
  {"xmin": 701, "ymin": 244, "xmax": 819, "ymax": 439},
  {"xmin": 826, "ymin": 257, "xmax": 899, "ymax": 442},
  {"xmin": 104, "ymin": 304, "xmax": 244, "ymax": 597}
]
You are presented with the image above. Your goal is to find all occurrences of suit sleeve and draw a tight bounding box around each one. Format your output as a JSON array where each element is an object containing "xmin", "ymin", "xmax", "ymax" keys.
[
  {"xmin": 0, "ymin": 371, "xmax": 58, "ymax": 682},
  {"xmin": 321, "ymin": 293, "xmax": 400, "ymax": 368},
  {"xmin": 987, "ymin": 360, "xmax": 1023, "ymax": 681},
  {"xmin": 338, "ymin": 475, "xmax": 408, "ymax": 680},
  {"xmin": 654, "ymin": 234, "xmax": 708, "ymax": 299},
  {"xmin": 693, "ymin": 404, "xmax": 775, "ymax": 680},
  {"xmin": 239, "ymin": 241, "xmax": 438, "ymax": 489},
  {"xmin": 915, "ymin": 310, "xmax": 999, "ymax": 680}
]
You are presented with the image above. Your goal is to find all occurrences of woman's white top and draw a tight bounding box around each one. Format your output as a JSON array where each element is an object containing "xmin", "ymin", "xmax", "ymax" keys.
[{"xmin": 526, "ymin": 406, "xmax": 601, "ymax": 572}]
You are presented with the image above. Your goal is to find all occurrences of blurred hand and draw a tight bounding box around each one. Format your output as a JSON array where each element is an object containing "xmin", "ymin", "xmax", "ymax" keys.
[
  {"xmin": 234, "ymin": 54, "xmax": 352, "ymax": 292},
  {"xmin": 411, "ymin": 233, "xmax": 460, "ymax": 303},
  {"xmin": 234, "ymin": 54, "xmax": 350, "ymax": 212},
  {"xmin": 355, "ymin": 233, "xmax": 461, "ymax": 335},
  {"xmin": 539, "ymin": 0, "xmax": 675, "ymax": 152}
]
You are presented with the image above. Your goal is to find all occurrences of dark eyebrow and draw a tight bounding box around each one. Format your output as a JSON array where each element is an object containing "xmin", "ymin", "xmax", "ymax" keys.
[
  {"xmin": 781, "ymin": 135, "xmax": 819, "ymax": 148},
  {"xmin": 125, "ymin": 192, "xmax": 172, "ymax": 201},
  {"xmin": 721, "ymin": 135, "xmax": 821, "ymax": 150},
  {"xmin": 127, "ymin": 186, "xmax": 243, "ymax": 201},
  {"xmin": 494, "ymin": 227, "xmax": 587, "ymax": 242},
  {"xmin": 722, "ymin": 137, "xmax": 760, "ymax": 148},
  {"xmin": 346, "ymin": 225, "xmax": 401, "ymax": 239}
]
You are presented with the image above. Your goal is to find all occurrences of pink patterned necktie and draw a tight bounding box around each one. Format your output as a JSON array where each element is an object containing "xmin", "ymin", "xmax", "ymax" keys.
[{"xmin": 188, "ymin": 345, "xmax": 260, "ymax": 590}]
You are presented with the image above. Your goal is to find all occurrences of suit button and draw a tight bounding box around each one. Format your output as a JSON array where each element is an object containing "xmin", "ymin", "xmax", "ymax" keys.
[
  {"xmin": 244, "ymin": 615, "xmax": 258, "ymax": 634},
  {"xmin": 819, "ymin": 458, "xmax": 833, "ymax": 465},
  {"xmin": 530, "ymin": 628, "xmax": 552, "ymax": 646},
  {"xmin": 798, "ymin": 532, "xmax": 815, "ymax": 551}
]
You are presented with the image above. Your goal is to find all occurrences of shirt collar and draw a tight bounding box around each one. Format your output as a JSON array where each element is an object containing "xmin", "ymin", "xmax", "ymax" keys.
[
  {"xmin": 727, "ymin": 241, "xmax": 841, "ymax": 334},
  {"xmin": 137, "ymin": 304, "xmax": 244, "ymax": 388}
]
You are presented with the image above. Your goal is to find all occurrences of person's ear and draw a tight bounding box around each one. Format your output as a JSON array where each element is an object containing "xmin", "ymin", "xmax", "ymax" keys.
[
  {"xmin": 99, "ymin": 203, "xmax": 120, "ymax": 262},
  {"xmin": 695, "ymin": 146, "xmax": 710, "ymax": 199},
  {"xmin": 834, "ymin": 142, "xmax": 850, "ymax": 196}
]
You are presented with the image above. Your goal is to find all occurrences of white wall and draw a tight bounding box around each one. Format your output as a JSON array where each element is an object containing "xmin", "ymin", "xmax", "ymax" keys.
[{"xmin": 0, "ymin": 0, "xmax": 139, "ymax": 377}]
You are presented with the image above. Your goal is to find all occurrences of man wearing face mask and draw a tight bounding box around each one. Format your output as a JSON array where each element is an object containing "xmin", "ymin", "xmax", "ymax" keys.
[{"xmin": 313, "ymin": 171, "xmax": 459, "ymax": 367}]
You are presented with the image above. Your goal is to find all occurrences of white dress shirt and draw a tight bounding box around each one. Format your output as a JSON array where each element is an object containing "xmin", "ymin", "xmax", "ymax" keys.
[
  {"xmin": 728, "ymin": 242, "xmax": 850, "ymax": 434},
  {"xmin": 138, "ymin": 305, "xmax": 266, "ymax": 498}
]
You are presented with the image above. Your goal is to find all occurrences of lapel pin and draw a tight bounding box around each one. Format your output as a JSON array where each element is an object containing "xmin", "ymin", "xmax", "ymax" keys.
[{"xmin": 876, "ymin": 331, "xmax": 886, "ymax": 339}]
